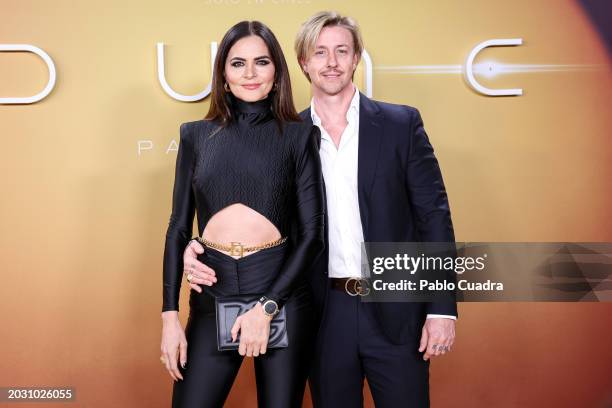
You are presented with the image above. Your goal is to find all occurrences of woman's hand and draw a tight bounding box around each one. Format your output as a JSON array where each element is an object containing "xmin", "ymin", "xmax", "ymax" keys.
[
  {"xmin": 160, "ymin": 312, "xmax": 187, "ymax": 381},
  {"xmin": 230, "ymin": 303, "xmax": 273, "ymax": 357}
]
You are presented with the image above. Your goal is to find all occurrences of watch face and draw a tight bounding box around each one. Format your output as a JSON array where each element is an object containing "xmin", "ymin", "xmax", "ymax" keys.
[{"xmin": 264, "ymin": 301, "xmax": 277, "ymax": 315}]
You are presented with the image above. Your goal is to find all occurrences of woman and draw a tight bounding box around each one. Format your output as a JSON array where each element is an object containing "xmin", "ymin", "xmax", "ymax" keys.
[{"xmin": 160, "ymin": 20, "xmax": 325, "ymax": 408}]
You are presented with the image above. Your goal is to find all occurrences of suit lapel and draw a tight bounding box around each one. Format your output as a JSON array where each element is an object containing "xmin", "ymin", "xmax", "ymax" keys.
[{"xmin": 357, "ymin": 92, "xmax": 383, "ymax": 241}]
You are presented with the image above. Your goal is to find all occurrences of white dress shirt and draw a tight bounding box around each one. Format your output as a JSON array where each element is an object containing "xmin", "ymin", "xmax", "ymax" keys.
[{"xmin": 310, "ymin": 85, "xmax": 456, "ymax": 321}]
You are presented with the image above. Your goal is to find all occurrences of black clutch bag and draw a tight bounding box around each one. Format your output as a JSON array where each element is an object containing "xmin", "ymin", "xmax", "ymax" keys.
[{"xmin": 215, "ymin": 294, "xmax": 289, "ymax": 351}]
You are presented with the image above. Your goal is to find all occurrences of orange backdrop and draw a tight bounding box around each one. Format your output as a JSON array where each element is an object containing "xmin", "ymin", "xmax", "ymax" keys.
[{"xmin": 1, "ymin": 0, "xmax": 611, "ymax": 407}]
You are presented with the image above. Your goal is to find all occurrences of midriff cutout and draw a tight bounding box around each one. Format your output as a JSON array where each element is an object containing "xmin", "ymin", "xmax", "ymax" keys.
[{"xmin": 201, "ymin": 203, "xmax": 283, "ymax": 259}]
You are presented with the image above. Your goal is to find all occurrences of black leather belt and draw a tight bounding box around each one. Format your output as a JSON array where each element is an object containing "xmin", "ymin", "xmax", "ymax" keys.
[{"xmin": 330, "ymin": 277, "xmax": 371, "ymax": 296}]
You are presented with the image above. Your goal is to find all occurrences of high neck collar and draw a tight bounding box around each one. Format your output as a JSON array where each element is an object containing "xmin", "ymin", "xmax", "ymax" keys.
[{"xmin": 230, "ymin": 93, "xmax": 273, "ymax": 114}]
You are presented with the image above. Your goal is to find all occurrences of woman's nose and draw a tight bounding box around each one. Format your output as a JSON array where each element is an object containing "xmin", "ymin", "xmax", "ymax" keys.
[{"xmin": 244, "ymin": 62, "xmax": 256, "ymax": 78}]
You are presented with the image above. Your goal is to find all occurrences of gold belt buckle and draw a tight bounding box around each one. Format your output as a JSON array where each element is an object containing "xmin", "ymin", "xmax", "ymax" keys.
[
  {"xmin": 229, "ymin": 242, "xmax": 244, "ymax": 258},
  {"xmin": 344, "ymin": 278, "xmax": 370, "ymax": 296}
]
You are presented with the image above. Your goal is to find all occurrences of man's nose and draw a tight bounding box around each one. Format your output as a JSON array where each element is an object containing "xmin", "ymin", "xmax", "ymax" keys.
[{"xmin": 327, "ymin": 53, "xmax": 338, "ymax": 68}]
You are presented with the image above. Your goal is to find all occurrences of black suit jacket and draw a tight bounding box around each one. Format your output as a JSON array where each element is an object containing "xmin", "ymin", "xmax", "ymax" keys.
[{"xmin": 298, "ymin": 92, "xmax": 457, "ymax": 345}]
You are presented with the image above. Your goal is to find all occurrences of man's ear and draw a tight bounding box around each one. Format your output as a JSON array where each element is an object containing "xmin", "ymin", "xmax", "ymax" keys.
[
  {"xmin": 352, "ymin": 52, "xmax": 360, "ymax": 69},
  {"xmin": 299, "ymin": 57, "xmax": 309, "ymax": 72}
]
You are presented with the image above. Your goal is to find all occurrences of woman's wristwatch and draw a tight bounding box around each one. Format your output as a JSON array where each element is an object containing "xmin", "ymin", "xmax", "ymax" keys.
[{"xmin": 258, "ymin": 296, "xmax": 279, "ymax": 317}]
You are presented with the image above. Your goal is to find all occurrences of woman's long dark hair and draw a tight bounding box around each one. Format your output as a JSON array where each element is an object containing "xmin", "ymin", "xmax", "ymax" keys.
[{"xmin": 205, "ymin": 21, "xmax": 301, "ymax": 126}]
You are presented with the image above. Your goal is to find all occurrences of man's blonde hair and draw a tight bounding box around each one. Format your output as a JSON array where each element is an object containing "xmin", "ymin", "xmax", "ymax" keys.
[{"xmin": 294, "ymin": 11, "xmax": 364, "ymax": 81}]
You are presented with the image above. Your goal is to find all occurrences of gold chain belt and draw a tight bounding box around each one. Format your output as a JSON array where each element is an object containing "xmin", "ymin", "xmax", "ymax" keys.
[{"xmin": 196, "ymin": 236, "xmax": 287, "ymax": 258}]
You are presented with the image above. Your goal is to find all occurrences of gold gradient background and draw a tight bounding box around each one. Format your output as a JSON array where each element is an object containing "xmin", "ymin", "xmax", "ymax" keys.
[{"xmin": 1, "ymin": 0, "xmax": 611, "ymax": 407}]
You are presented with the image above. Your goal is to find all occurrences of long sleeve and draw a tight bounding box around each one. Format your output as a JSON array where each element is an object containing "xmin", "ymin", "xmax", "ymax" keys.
[
  {"xmin": 405, "ymin": 108, "xmax": 457, "ymax": 318},
  {"xmin": 262, "ymin": 125, "xmax": 326, "ymax": 309},
  {"xmin": 405, "ymin": 108, "xmax": 454, "ymax": 243},
  {"xmin": 162, "ymin": 122, "xmax": 197, "ymax": 312}
]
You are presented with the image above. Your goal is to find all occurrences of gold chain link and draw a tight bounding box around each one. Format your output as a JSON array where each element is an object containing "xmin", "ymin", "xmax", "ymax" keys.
[{"xmin": 196, "ymin": 236, "xmax": 287, "ymax": 257}]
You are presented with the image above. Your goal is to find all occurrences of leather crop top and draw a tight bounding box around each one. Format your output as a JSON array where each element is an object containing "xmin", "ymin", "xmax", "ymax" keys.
[{"xmin": 162, "ymin": 94, "xmax": 325, "ymax": 312}]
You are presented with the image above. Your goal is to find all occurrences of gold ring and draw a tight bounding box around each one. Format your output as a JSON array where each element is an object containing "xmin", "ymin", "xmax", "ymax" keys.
[
  {"xmin": 160, "ymin": 356, "xmax": 166, "ymax": 364},
  {"xmin": 187, "ymin": 273, "xmax": 193, "ymax": 283}
]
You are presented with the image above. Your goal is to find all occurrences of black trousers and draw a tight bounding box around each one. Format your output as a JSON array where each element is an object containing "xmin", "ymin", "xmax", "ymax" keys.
[
  {"xmin": 310, "ymin": 280, "xmax": 430, "ymax": 408},
  {"xmin": 172, "ymin": 242, "xmax": 316, "ymax": 408}
]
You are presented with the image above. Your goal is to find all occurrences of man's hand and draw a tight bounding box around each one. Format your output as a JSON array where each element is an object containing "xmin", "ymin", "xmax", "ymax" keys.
[
  {"xmin": 183, "ymin": 239, "xmax": 217, "ymax": 292},
  {"xmin": 418, "ymin": 318, "xmax": 456, "ymax": 360}
]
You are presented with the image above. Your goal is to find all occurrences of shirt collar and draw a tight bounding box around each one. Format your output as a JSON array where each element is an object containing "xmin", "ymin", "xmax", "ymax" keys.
[{"xmin": 310, "ymin": 84, "xmax": 360, "ymax": 127}]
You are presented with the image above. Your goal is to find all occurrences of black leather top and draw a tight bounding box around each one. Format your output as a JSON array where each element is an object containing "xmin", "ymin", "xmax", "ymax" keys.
[{"xmin": 162, "ymin": 93, "xmax": 325, "ymax": 312}]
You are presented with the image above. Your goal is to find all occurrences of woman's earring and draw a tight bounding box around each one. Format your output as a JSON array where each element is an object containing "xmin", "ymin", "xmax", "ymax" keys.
[
  {"xmin": 224, "ymin": 82, "xmax": 231, "ymax": 92},
  {"xmin": 273, "ymin": 82, "xmax": 278, "ymax": 91}
]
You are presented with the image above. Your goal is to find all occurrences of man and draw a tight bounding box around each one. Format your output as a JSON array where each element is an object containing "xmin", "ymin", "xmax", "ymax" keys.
[{"xmin": 181, "ymin": 11, "xmax": 457, "ymax": 407}]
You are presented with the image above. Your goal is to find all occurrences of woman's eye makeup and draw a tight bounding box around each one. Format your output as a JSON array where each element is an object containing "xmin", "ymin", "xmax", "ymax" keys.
[{"xmin": 229, "ymin": 58, "xmax": 271, "ymax": 68}]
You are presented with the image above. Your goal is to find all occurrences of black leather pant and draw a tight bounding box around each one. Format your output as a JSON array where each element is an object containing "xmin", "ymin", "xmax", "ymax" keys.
[{"xmin": 171, "ymin": 241, "xmax": 316, "ymax": 408}]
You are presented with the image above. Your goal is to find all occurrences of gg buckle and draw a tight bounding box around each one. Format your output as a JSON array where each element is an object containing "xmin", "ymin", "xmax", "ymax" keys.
[{"xmin": 345, "ymin": 278, "xmax": 371, "ymax": 297}]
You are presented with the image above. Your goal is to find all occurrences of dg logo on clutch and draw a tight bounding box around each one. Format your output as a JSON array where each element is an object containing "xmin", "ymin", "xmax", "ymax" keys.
[{"xmin": 215, "ymin": 295, "xmax": 289, "ymax": 351}]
